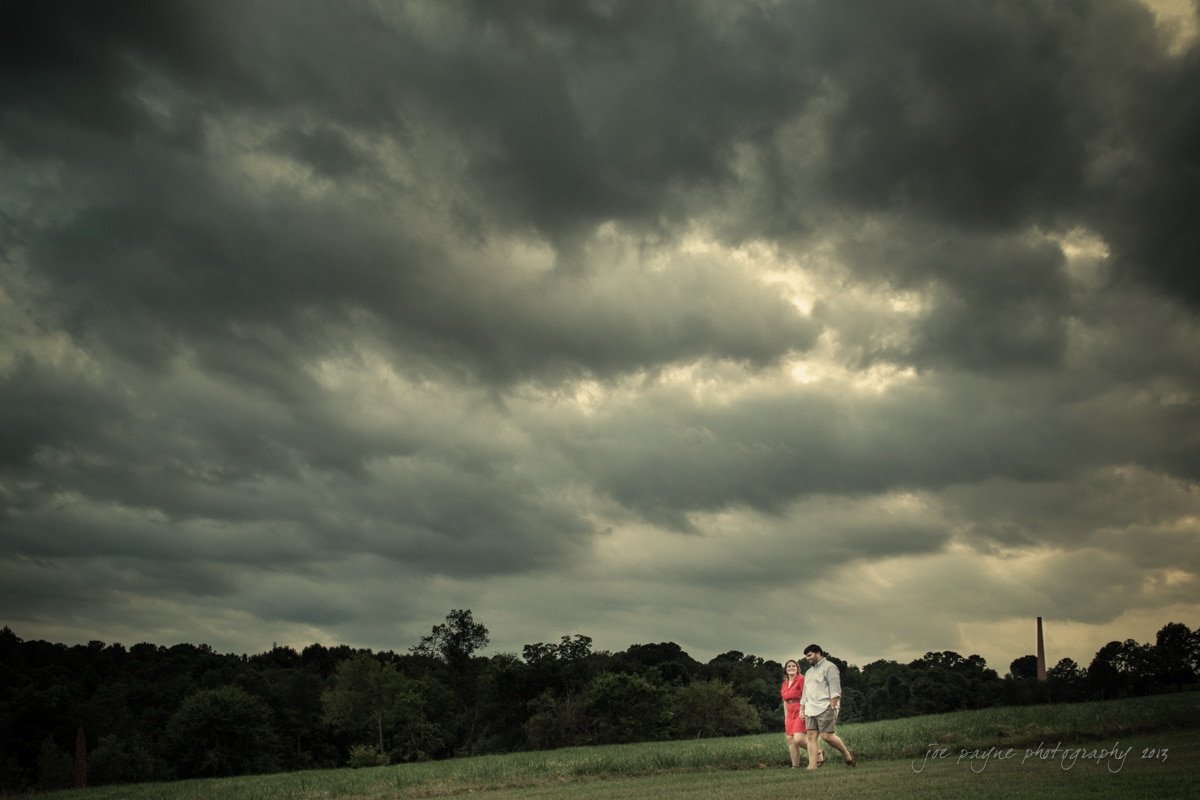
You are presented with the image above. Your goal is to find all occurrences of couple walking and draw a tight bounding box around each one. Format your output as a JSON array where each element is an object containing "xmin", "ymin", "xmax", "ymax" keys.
[{"xmin": 781, "ymin": 644, "xmax": 857, "ymax": 770}]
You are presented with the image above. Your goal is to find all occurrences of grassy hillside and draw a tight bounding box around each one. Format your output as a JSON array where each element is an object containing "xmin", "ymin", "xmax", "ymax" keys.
[{"xmin": 29, "ymin": 691, "xmax": 1200, "ymax": 800}]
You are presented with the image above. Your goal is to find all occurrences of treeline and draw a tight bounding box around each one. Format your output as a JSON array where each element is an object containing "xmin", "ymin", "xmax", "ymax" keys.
[{"xmin": 1, "ymin": 613, "xmax": 1196, "ymax": 792}]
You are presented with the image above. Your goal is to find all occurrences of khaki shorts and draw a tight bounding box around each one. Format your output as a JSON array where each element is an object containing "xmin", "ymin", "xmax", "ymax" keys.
[{"xmin": 805, "ymin": 706, "xmax": 838, "ymax": 733}]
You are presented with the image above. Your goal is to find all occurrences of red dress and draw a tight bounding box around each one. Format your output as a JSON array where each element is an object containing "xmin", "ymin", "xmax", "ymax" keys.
[{"xmin": 781, "ymin": 676, "xmax": 806, "ymax": 734}]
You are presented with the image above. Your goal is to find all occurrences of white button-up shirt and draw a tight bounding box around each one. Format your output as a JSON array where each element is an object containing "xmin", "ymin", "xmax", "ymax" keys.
[{"xmin": 802, "ymin": 656, "xmax": 842, "ymax": 716}]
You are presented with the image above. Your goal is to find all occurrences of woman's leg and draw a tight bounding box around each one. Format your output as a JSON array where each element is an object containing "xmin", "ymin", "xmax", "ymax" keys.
[{"xmin": 805, "ymin": 730, "xmax": 822, "ymax": 770}]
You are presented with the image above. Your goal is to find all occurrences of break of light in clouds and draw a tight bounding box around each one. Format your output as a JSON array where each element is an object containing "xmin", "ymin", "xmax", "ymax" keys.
[{"xmin": 2, "ymin": 0, "xmax": 1198, "ymax": 675}]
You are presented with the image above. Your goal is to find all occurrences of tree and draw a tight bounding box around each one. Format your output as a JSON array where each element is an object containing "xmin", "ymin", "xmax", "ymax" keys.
[
  {"xmin": 1151, "ymin": 622, "xmax": 1198, "ymax": 688},
  {"xmin": 251, "ymin": 664, "xmax": 333, "ymax": 769},
  {"xmin": 164, "ymin": 686, "xmax": 280, "ymax": 778},
  {"xmin": 908, "ymin": 669, "xmax": 970, "ymax": 714},
  {"xmin": 472, "ymin": 654, "xmax": 528, "ymax": 754},
  {"xmin": 321, "ymin": 654, "xmax": 416, "ymax": 759},
  {"xmin": 1088, "ymin": 639, "xmax": 1154, "ymax": 698},
  {"xmin": 411, "ymin": 610, "xmax": 490, "ymax": 754},
  {"xmin": 860, "ymin": 659, "xmax": 913, "ymax": 719},
  {"xmin": 912, "ymin": 651, "xmax": 971, "ymax": 671},
  {"xmin": 669, "ymin": 679, "xmax": 761, "ymax": 739},
  {"xmin": 618, "ymin": 642, "xmax": 701, "ymax": 684},
  {"xmin": 1048, "ymin": 657, "xmax": 1084, "ymax": 682},
  {"xmin": 35, "ymin": 737, "xmax": 72, "ymax": 791},
  {"xmin": 524, "ymin": 690, "xmax": 590, "ymax": 749},
  {"xmin": 704, "ymin": 651, "xmax": 783, "ymax": 728},
  {"xmin": 583, "ymin": 672, "xmax": 669, "ymax": 744},
  {"xmin": 1086, "ymin": 646, "xmax": 1123, "ymax": 699},
  {"xmin": 1046, "ymin": 657, "xmax": 1085, "ymax": 702},
  {"xmin": 1110, "ymin": 639, "xmax": 1154, "ymax": 676},
  {"xmin": 907, "ymin": 650, "xmax": 1004, "ymax": 712},
  {"xmin": 1009, "ymin": 655, "xmax": 1039, "ymax": 679},
  {"xmin": 521, "ymin": 634, "xmax": 600, "ymax": 701},
  {"xmin": 87, "ymin": 734, "xmax": 160, "ymax": 785},
  {"xmin": 412, "ymin": 609, "xmax": 489, "ymax": 670}
]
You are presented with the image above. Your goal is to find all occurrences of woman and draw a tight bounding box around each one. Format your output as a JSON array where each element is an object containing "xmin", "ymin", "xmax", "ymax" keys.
[{"xmin": 781, "ymin": 659, "xmax": 824, "ymax": 768}]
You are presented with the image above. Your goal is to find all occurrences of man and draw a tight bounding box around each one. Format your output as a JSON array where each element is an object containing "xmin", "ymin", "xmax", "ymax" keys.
[{"xmin": 801, "ymin": 643, "xmax": 856, "ymax": 770}]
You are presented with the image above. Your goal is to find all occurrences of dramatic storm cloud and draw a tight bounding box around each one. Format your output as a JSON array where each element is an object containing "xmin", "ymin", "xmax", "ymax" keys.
[{"xmin": 2, "ymin": 0, "xmax": 1197, "ymax": 673}]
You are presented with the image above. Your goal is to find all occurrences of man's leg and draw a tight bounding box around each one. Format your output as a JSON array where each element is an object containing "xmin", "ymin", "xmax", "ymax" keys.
[{"xmin": 819, "ymin": 732, "xmax": 855, "ymax": 765}]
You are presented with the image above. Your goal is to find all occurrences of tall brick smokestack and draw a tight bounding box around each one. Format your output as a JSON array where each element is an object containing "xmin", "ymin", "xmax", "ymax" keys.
[{"xmin": 1036, "ymin": 616, "xmax": 1047, "ymax": 681}]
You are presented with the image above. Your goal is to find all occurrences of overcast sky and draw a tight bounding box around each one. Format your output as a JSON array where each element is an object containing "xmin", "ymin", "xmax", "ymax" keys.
[{"xmin": 2, "ymin": 0, "xmax": 1198, "ymax": 677}]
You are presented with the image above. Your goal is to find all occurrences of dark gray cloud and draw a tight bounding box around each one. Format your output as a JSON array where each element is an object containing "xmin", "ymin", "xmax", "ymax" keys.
[
  {"xmin": 809, "ymin": 0, "xmax": 1116, "ymax": 225},
  {"xmin": 0, "ymin": 0, "xmax": 221, "ymax": 149},
  {"xmin": 0, "ymin": 355, "xmax": 127, "ymax": 469},
  {"xmin": 1, "ymin": 0, "xmax": 1197, "ymax": 669},
  {"xmin": 552, "ymin": 366, "xmax": 1196, "ymax": 526},
  {"xmin": 834, "ymin": 225, "xmax": 1074, "ymax": 370}
]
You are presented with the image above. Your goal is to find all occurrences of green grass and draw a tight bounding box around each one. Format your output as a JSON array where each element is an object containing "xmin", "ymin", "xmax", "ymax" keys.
[{"xmin": 29, "ymin": 692, "xmax": 1200, "ymax": 800}]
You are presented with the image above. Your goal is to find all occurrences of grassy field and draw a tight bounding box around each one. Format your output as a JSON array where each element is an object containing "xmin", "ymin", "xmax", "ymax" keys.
[{"xmin": 29, "ymin": 691, "xmax": 1200, "ymax": 800}]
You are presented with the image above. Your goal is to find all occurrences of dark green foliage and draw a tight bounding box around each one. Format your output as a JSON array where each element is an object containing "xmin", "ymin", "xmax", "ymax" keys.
[
  {"xmin": 164, "ymin": 685, "xmax": 281, "ymax": 778},
  {"xmin": 522, "ymin": 670, "xmax": 675, "ymax": 748},
  {"xmin": 88, "ymin": 734, "xmax": 161, "ymax": 785},
  {"xmin": 1046, "ymin": 657, "xmax": 1086, "ymax": 702},
  {"xmin": 36, "ymin": 736, "xmax": 73, "ymax": 790},
  {"xmin": 346, "ymin": 743, "xmax": 389, "ymax": 767},
  {"xmin": 1010, "ymin": 654, "xmax": 1040, "ymax": 679},
  {"xmin": 411, "ymin": 610, "xmax": 490, "ymax": 756},
  {"xmin": 1152, "ymin": 622, "xmax": 1200, "ymax": 687},
  {"xmin": 668, "ymin": 679, "xmax": 761, "ymax": 738},
  {"xmin": 524, "ymin": 689, "xmax": 590, "ymax": 749},
  {"xmin": 321, "ymin": 653, "xmax": 438, "ymax": 763},
  {"xmin": 704, "ymin": 650, "xmax": 783, "ymax": 729},
  {"xmin": 1087, "ymin": 638, "xmax": 1156, "ymax": 699},
  {"xmin": 617, "ymin": 642, "xmax": 701, "ymax": 685},
  {"xmin": 584, "ymin": 672, "xmax": 669, "ymax": 744},
  {"xmin": 898, "ymin": 650, "xmax": 1007, "ymax": 714},
  {"xmin": 411, "ymin": 609, "xmax": 489, "ymax": 671}
]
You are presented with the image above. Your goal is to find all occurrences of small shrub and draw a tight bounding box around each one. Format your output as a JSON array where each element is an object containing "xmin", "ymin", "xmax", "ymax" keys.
[
  {"xmin": 36, "ymin": 737, "xmax": 73, "ymax": 790},
  {"xmin": 347, "ymin": 744, "xmax": 390, "ymax": 768}
]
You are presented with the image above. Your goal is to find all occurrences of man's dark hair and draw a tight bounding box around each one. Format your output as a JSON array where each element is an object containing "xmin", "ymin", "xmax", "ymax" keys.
[{"xmin": 803, "ymin": 644, "xmax": 823, "ymax": 655}]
